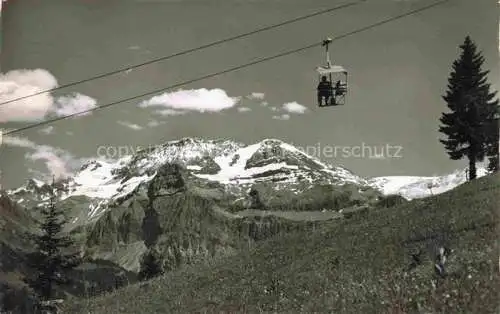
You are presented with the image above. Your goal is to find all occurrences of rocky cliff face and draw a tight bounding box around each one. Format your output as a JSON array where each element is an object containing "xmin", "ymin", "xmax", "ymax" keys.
[{"xmin": 82, "ymin": 163, "xmax": 243, "ymax": 273}]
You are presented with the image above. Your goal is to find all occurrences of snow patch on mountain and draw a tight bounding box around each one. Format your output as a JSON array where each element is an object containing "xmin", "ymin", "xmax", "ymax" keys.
[
  {"xmin": 88, "ymin": 200, "xmax": 109, "ymax": 219},
  {"xmin": 194, "ymin": 139, "xmax": 367, "ymax": 187},
  {"xmin": 62, "ymin": 159, "xmax": 156, "ymax": 201},
  {"xmin": 10, "ymin": 178, "xmax": 46, "ymax": 195},
  {"xmin": 21, "ymin": 138, "xmax": 242, "ymax": 203},
  {"xmin": 280, "ymin": 142, "xmax": 368, "ymax": 185},
  {"xmin": 194, "ymin": 141, "xmax": 295, "ymax": 184},
  {"xmin": 129, "ymin": 138, "xmax": 243, "ymax": 174},
  {"xmin": 368, "ymin": 167, "xmax": 489, "ymax": 200}
]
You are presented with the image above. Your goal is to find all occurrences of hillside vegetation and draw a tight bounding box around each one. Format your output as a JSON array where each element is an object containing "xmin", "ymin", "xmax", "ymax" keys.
[{"xmin": 64, "ymin": 174, "xmax": 499, "ymax": 313}]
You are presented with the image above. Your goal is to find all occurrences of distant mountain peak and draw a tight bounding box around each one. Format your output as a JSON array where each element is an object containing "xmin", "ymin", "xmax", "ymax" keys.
[{"xmin": 368, "ymin": 166, "xmax": 489, "ymax": 200}]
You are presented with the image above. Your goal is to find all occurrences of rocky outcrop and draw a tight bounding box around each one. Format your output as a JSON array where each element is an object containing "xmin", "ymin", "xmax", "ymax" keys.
[
  {"xmin": 144, "ymin": 164, "xmax": 239, "ymax": 271},
  {"xmin": 189, "ymin": 156, "xmax": 221, "ymax": 175},
  {"xmin": 82, "ymin": 163, "xmax": 242, "ymax": 273},
  {"xmin": 244, "ymin": 139, "xmax": 328, "ymax": 173},
  {"xmin": 241, "ymin": 182, "xmax": 380, "ymax": 212}
]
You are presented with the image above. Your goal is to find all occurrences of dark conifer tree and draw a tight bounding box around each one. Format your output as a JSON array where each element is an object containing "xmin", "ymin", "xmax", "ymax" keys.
[
  {"xmin": 23, "ymin": 178, "xmax": 81, "ymax": 302},
  {"xmin": 486, "ymin": 117, "xmax": 499, "ymax": 173},
  {"xmin": 439, "ymin": 36, "xmax": 499, "ymax": 180},
  {"xmin": 138, "ymin": 247, "xmax": 164, "ymax": 281}
]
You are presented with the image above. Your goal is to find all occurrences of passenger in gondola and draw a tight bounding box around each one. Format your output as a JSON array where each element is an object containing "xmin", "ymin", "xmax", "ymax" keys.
[
  {"xmin": 317, "ymin": 76, "xmax": 333, "ymax": 106},
  {"xmin": 335, "ymin": 80, "xmax": 343, "ymax": 96}
]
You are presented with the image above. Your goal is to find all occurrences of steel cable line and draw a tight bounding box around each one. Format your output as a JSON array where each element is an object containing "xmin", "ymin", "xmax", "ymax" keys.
[
  {"xmin": 0, "ymin": 0, "xmax": 365, "ymax": 107},
  {"xmin": 4, "ymin": 0, "xmax": 450, "ymax": 136}
]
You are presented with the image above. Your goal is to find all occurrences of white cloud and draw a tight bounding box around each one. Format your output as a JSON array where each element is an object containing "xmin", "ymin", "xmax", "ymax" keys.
[
  {"xmin": 269, "ymin": 106, "xmax": 278, "ymax": 111},
  {"xmin": 0, "ymin": 69, "xmax": 99, "ymax": 122},
  {"xmin": 0, "ymin": 69, "xmax": 58, "ymax": 122},
  {"xmin": 52, "ymin": 92, "xmax": 98, "ymax": 117},
  {"xmin": 28, "ymin": 149, "xmax": 72, "ymax": 180},
  {"xmin": 156, "ymin": 109, "xmax": 186, "ymax": 116},
  {"xmin": 3, "ymin": 135, "xmax": 84, "ymax": 180},
  {"xmin": 139, "ymin": 88, "xmax": 240, "ymax": 113},
  {"xmin": 147, "ymin": 120, "xmax": 164, "ymax": 127},
  {"xmin": 272, "ymin": 114, "xmax": 290, "ymax": 120},
  {"xmin": 3, "ymin": 135, "xmax": 35, "ymax": 148},
  {"xmin": 247, "ymin": 92, "xmax": 265, "ymax": 100},
  {"xmin": 39, "ymin": 126, "xmax": 55, "ymax": 135},
  {"xmin": 237, "ymin": 107, "xmax": 251, "ymax": 112},
  {"xmin": 261, "ymin": 101, "xmax": 268, "ymax": 107},
  {"xmin": 282, "ymin": 101, "xmax": 307, "ymax": 114},
  {"xmin": 117, "ymin": 120, "xmax": 143, "ymax": 130}
]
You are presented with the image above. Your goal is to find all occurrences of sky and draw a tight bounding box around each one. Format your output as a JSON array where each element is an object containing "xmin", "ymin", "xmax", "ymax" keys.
[{"xmin": 0, "ymin": 0, "xmax": 498, "ymax": 189}]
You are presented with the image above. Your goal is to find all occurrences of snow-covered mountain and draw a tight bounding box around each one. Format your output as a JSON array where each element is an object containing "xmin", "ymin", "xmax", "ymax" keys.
[
  {"xmin": 6, "ymin": 138, "xmax": 373, "ymax": 222},
  {"xmin": 9, "ymin": 138, "xmax": 366, "ymax": 196},
  {"xmin": 6, "ymin": 137, "xmax": 490, "ymax": 210},
  {"xmin": 368, "ymin": 167, "xmax": 489, "ymax": 200}
]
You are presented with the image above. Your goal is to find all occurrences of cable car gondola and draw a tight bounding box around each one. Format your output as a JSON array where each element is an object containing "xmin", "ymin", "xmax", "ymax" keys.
[{"xmin": 315, "ymin": 38, "xmax": 348, "ymax": 107}]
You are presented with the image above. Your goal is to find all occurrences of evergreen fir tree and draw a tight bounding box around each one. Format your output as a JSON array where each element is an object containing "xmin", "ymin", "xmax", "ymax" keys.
[
  {"xmin": 138, "ymin": 247, "xmax": 164, "ymax": 281},
  {"xmin": 486, "ymin": 117, "xmax": 499, "ymax": 173},
  {"xmin": 439, "ymin": 36, "xmax": 499, "ymax": 180},
  {"xmin": 23, "ymin": 178, "xmax": 81, "ymax": 302}
]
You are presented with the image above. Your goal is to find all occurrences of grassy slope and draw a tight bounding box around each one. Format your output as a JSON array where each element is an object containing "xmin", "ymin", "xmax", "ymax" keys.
[{"xmin": 65, "ymin": 174, "xmax": 499, "ymax": 313}]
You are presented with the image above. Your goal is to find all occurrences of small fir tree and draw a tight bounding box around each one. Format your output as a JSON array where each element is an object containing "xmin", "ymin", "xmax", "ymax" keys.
[{"xmin": 24, "ymin": 178, "xmax": 81, "ymax": 302}]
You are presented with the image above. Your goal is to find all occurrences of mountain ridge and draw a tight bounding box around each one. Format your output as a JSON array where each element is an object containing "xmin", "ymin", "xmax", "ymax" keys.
[{"xmin": 6, "ymin": 137, "xmax": 489, "ymax": 204}]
